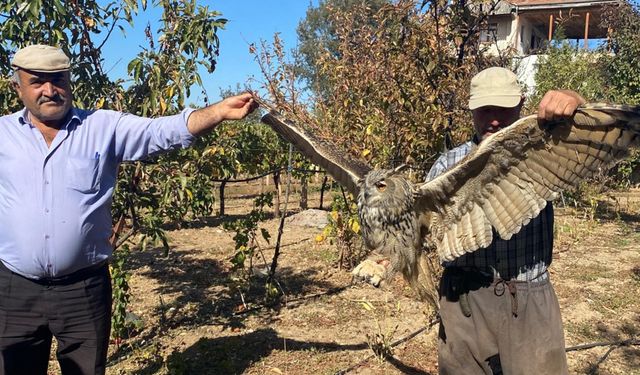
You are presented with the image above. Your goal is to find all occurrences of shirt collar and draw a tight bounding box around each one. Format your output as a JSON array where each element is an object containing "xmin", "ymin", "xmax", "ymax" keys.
[{"xmin": 17, "ymin": 107, "xmax": 81, "ymax": 129}]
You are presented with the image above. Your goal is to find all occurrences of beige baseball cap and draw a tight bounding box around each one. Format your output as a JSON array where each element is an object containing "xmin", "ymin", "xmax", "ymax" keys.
[
  {"xmin": 11, "ymin": 44, "xmax": 70, "ymax": 73},
  {"xmin": 468, "ymin": 67, "xmax": 522, "ymax": 110}
]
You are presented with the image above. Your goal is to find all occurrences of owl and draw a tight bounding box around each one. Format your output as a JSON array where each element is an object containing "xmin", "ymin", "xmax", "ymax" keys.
[{"xmin": 257, "ymin": 98, "xmax": 640, "ymax": 306}]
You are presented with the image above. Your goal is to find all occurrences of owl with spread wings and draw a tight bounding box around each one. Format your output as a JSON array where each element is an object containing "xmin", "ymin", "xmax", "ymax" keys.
[{"xmin": 257, "ymin": 98, "xmax": 640, "ymax": 306}]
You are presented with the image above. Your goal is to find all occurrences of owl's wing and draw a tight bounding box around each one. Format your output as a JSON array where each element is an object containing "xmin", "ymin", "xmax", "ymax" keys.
[
  {"xmin": 416, "ymin": 104, "xmax": 640, "ymax": 262},
  {"xmin": 258, "ymin": 103, "xmax": 371, "ymax": 196}
]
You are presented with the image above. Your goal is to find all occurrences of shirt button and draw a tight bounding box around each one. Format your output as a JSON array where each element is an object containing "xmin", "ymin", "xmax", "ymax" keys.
[
  {"xmin": 45, "ymin": 209, "xmax": 50, "ymax": 213},
  {"xmin": 45, "ymin": 234, "xmax": 50, "ymax": 239},
  {"xmin": 45, "ymin": 181, "xmax": 50, "ymax": 185}
]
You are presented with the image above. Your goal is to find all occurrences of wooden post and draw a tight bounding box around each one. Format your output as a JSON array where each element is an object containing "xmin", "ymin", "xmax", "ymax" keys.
[
  {"xmin": 319, "ymin": 175, "xmax": 328, "ymax": 210},
  {"xmin": 548, "ymin": 14, "xmax": 554, "ymax": 40},
  {"xmin": 584, "ymin": 12, "xmax": 591, "ymax": 49},
  {"xmin": 300, "ymin": 174, "xmax": 308, "ymax": 210},
  {"xmin": 219, "ymin": 180, "xmax": 227, "ymax": 217},
  {"xmin": 514, "ymin": 14, "xmax": 520, "ymax": 53},
  {"xmin": 273, "ymin": 171, "xmax": 281, "ymax": 218}
]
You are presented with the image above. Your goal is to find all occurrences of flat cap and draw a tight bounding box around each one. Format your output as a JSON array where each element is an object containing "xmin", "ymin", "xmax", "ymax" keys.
[{"xmin": 11, "ymin": 44, "xmax": 70, "ymax": 73}]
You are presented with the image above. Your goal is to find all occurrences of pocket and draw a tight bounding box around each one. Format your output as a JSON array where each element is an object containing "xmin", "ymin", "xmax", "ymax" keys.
[{"xmin": 66, "ymin": 157, "xmax": 101, "ymax": 193}]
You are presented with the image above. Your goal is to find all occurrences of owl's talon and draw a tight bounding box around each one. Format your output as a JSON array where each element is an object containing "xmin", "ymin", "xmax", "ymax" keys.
[{"xmin": 352, "ymin": 258, "xmax": 389, "ymax": 288}]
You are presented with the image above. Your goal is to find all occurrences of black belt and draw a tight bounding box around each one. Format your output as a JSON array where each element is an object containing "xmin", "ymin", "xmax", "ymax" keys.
[
  {"xmin": 440, "ymin": 267, "xmax": 494, "ymax": 318},
  {"xmin": 2, "ymin": 261, "xmax": 109, "ymax": 285},
  {"xmin": 441, "ymin": 267, "xmax": 550, "ymax": 318},
  {"xmin": 440, "ymin": 267, "xmax": 493, "ymax": 297}
]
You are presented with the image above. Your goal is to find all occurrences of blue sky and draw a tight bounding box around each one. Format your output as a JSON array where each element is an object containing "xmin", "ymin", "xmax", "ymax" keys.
[{"xmin": 101, "ymin": 1, "xmax": 318, "ymax": 104}]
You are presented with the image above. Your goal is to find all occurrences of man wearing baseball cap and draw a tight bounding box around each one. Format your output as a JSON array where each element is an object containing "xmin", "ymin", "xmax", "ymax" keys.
[
  {"xmin": 0, "ymin": 44, "xmax": 258, "ymax": 375},
  {"xmin": 427, "ymin": 67, "xmax": 585, "ymax": 374}
]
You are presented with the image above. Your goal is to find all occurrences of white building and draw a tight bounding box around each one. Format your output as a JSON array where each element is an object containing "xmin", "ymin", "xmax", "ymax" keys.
[{"xmin": 479, "ymin": 0, "xmax": 621, "ymax": 93}]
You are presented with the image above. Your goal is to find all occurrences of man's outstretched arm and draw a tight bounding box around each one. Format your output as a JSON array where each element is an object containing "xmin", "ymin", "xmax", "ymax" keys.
[{"xmin": 187, "ymin": 92, "xmax": 258, "ymax": 136}]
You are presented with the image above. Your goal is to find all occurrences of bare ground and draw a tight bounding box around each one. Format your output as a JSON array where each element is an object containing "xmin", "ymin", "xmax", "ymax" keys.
[{"xmin": 63, "ymin": 186, "xmax": 640, "ymax": 374}]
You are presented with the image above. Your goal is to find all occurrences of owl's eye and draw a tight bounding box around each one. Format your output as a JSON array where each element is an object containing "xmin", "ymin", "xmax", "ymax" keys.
[{"xmin": 375, "ymin": 181, "xmax": 387, "ymax": 192}]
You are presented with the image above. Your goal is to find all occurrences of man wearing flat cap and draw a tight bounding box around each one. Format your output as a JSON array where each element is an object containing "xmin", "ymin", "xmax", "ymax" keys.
[
  {"xmin": 426, "ymin": 67, "xmax": 586, "ymax": 374},
  {"xmin": 0, "ymin": 44, "xmax": 258, "ymax": 375}
]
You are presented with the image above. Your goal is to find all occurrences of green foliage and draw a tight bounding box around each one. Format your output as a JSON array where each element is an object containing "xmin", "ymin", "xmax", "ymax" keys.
[
  {"xmin": 223, "ymin": 193, "xmax": 276, "ymax": 303},
  {"xmin": 295, "ymin": 0, "xmax": 390, "ymax": 97},
  {"xmin": 600, "ymin": 1, "xmax": 640, "ymax": 104},
  {"xmin": 319, "ymin": 193, "xmax": 364, "ymax": 268},
  {"xmin": 110, "ymin": 244, "xmax": 131, "ymax": 344},
  {"xmin": 612, "ymin": 148, "xmax": 640, "ymax": 189},
  {"xmin": 203, "ymin": 106, "xmax": 288, "ymax": 179},
  {"xmin": 260, "ymin": 0, "xmax": 501, "ymax": 179},
  {"xmin": 224, "ymin": 193, "xmax": 273, "ymax": 272},
  {"xmin": 123, "ymin": 0, "xmax": 228, "ymax": 116},
  {"xmin": 0, "ymin": 0, "xmax": 133, "ymax": 111},
  {"xmin": 531, "ymin": 37, "xmax": 607, "ymax": 105}
]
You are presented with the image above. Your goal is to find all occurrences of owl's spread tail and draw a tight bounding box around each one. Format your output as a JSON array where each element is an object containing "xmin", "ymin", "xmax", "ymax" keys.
[{"xmin": 405, "ymin": 249, "xmax": 442, "ymax": 312}]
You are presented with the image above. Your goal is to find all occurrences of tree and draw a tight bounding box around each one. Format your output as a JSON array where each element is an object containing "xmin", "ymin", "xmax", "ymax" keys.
[
  {"xmin": 600, "ymin": 1, "xmax": 640, "ymax": 104},
  {"xmin": 599, "ymin": 1, "xmax": 640, "ymax": 186},
  {"xmin": 531, "ymin": 28, "xmax": 606, "ymax": 106},
  {"xmin": 296, "ymin": 0, "xmax": 390, "ymax": 98},
  {"xmin": 286, "ymin": 0, "xmax": 502, "ymax": 171}
]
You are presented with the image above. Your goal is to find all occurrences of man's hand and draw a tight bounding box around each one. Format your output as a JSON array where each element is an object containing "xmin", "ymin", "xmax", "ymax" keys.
[
  {"xmin": 214, "ymin": 92, "xmax": 259, "ymax": 121},
  {"xmin": 187, "ymin": 92, "xmax": 259, "ymax": 136},
  {"xmin": 537, "ymin": 89, "xmax": 586, "ymax": 121}
]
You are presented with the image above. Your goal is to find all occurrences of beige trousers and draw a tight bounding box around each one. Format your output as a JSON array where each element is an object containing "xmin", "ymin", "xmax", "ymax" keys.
[{"xmin": 438, "ymin": 268, "xmax": 568, "ymax": 375}]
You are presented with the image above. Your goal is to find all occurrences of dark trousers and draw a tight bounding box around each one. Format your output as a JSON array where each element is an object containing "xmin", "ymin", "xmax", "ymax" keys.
[{"xmin": 0, "ymin": 262, "xmax": 111, "ymax": 375}]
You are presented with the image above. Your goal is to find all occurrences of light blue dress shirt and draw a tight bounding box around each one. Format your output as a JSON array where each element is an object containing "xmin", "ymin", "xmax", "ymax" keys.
[{"xmin": 0, "ymin": 107, "xmax": 196, "ymax": 279}]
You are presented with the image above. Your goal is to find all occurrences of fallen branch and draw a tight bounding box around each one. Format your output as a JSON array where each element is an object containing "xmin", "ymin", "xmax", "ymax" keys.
[
  {"xmin": 588, "ymin": 346, "xmax": 617, "ymax": 375},
  {"xmin": 334, "ymin": 317, "xmax": 440, "ymax": 375},
  {"xmin": 232, "ymin": 285, "xmax": 352, "ymax": 316},
  {"xmin": 567, "ymin": 338, "xmax": 640, "ymax": 375},
  {"xmin": 565, "ymin": 338, "xmax": 639, "ymax": 352},
  {"xmin": 565, "ymin": 337, "xmax": 640, "ymax": 375}
]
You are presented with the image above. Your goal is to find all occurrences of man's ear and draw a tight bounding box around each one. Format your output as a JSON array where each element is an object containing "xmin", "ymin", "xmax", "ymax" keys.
[
  {"xmin": 11, "ymin": 79, "xmax": 21, "ymax": 97},
  {"xmin": 11, "ymin": 74, "xmax": 20, "ymax": 90}
]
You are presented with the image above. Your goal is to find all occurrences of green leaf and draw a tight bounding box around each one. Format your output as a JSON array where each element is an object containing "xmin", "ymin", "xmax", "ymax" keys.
[
  {"xmin": 260, "ymin": 228, "xmax": 271, "ymax": 243},
  {"xmin": 29, "ymin": 0, "xmax": 40, "ymax": 17},
  {"xmin": 16, "ymin": 2, "xmax": 29, "ymax": 14}
]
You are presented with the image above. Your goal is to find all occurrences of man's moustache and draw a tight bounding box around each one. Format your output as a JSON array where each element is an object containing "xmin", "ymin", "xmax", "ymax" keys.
[{"xmin": 38, "ymin": 96, "xmax": 64, "ymax": 105}]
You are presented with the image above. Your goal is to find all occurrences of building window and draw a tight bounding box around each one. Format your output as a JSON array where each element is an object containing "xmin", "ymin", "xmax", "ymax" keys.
[{"xmin": 481, "ymin": 22, "xmax": 498, "ymax": 43}]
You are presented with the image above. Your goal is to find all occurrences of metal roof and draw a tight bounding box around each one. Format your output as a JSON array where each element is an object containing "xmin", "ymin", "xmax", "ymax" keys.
[{"xmin": 506, "ymin": 0, "xmax": 621, "ymax": 9}]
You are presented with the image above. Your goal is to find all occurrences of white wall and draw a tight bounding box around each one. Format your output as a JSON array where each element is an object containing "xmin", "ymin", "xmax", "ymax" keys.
[
  {"xmin": 482, "ymin": 15, "xmax": 518, "ymax": 56},
  {"xmin": 514, "ymin": 54, "xmax": 542, "ymax": 97}
]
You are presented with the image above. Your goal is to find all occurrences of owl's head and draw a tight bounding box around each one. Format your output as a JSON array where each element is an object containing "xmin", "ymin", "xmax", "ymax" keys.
[{"xmin": 357, "ymin": 165, "xmax": 414, "ymax": 210}]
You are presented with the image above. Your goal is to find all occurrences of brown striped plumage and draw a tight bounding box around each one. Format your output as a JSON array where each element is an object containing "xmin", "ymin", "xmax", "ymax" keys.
[{"xmin": 259, "ymin": 99, "xmax": 640, "ymax": 302}]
